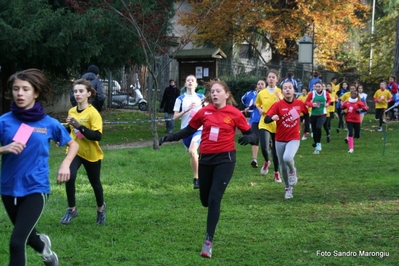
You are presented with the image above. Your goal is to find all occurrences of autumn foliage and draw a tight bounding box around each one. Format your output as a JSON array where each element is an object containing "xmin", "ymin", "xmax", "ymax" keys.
[{"xmin": 178, "ymin": 0, "xmax": 369, "ymax": 71}]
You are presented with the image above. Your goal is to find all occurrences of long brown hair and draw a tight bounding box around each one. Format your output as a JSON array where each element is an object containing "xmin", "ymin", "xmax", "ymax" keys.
[{"xmin": 203, "ymin": 80, "xmax": 238, "ymax": 106}]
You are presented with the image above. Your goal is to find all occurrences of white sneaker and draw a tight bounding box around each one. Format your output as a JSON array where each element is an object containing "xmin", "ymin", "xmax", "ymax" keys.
[
  {"xmin": 274, "ymin": 172, "xmax": 282, "ymax": 183},
  {"xmin": 285, "ymin": 187, "xmax": 293, "ymax": 199},
  {"xmin": 348, "ymin": 149, "xmax": 354, "ymax": 153},
  {"xmin": 288, "ymin": 169, "xmax": 297, "ymax": 186},
  {"xmin": 316, "ymin": 143, "xmax": 322, "ymax": 151},
  {"xmin": 40, "ymin": 234, "xmax": 59, "ymax": 266},
  {"xmin": 313, "ymin": 149, "xmax": 320, "ymax": 155},
  {"xmin": 301, "ymin": 135, "xmax": 307, "ymax": 140},
  {"xmin": 378, "ymin": 127, "xmax": 382, "ymax": 132},
  {"xmin": 260, "ymin": 161, "xmax": 271, "ymax": 175}
]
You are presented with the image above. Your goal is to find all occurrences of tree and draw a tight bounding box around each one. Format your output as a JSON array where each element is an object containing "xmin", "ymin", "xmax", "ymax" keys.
[
  {"xmin": 349, "ymin": 0, "xmax": 398, "ymax": 83},
  {"xmin": 177, "ymin": 0, "xmax": 369, "ymax": 71},
  {"xmin": 0, "ymin": 0, "xmax": 144, "ymax": 113},
  {"xmin": 89, "ymin": 0, "xmax": 218, "ymax": 149}
]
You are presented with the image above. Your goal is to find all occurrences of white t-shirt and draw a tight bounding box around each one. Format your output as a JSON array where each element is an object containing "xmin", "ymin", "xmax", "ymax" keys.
[{"xmin": 173, "ymin": 93, "xmax": 204, "ymax": 128}]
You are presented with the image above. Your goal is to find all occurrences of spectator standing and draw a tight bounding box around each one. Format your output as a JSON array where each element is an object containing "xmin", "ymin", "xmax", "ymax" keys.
[{"xmin": 160, "ymin": 79, "xmax": 180, "ymax": 133}]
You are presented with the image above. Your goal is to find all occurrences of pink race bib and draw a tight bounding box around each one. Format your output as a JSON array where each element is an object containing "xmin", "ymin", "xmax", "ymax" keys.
[
  {"xmin": 289, "ymin": 108, "xmax": 300, "ymax": 120},
  {"xmin": 209, "ymin": 126, "xmax": 219, "ymax": 142}
]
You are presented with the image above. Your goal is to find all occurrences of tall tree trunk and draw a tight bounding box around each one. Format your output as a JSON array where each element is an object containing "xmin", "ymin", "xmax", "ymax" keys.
[{"xmin": 393, "ymin": 14, "xmax": 399, "ymax": 78}]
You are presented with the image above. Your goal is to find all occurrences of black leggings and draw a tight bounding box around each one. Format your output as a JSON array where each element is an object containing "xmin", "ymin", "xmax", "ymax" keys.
[
  {"xmin": 336, "ymin": 108, "xmax": 345, "ymax": 129},
  {"xmin": 2, "ymin": 194, "xmax": 47, "ymax": 266},
  {"xmin": 347, "ymin": 122, "xmax": 360, "ymax": 138},
  {"xmin": 375, "ymin": 108, "xmax": 385, "ymax": 127},
  {"xmin": 66, "ymin": 155, "xmax": 104, "ymax": 208},
  {"xmin": 198, "ymin": 162, "xmax": 235, "ymax": 238},
  {"xmin": 310, "ymin": 115, "xmax": 327, "ymax": 144}
]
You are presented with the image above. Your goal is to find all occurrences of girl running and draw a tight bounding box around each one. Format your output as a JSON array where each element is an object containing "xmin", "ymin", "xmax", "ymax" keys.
[
  {"xmin": 341, "ymin": 90, "xmax": 369, "ymax": 153},
  {"xmin": 305, "ymin": 81, "xmax": 331, "ymax": 154},
  {"xmin": 265, "ymin": 80, "xmax": 310, "ymax": 199},
  {"xmin": 255, "ymin": 69, "xmax": 282, "ymax": 182},
  {"xmin": 159, "ymin": 80, "xmax": 257, "ymax": 258},
  {"xmin": 0, "ymin": 69, "xmax": 78, "ymax": 265},
  {"xmin": 173, "ymin": 75, "xmax": 205, "ymax": 189},
  {"xmin": 61, "ymin": 78, "xmax": 106, "ymax": 225}
]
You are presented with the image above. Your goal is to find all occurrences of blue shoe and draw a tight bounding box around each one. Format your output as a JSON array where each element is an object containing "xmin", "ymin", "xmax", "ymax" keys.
[{"xmin": 60, "ymin": 208, "xmax": 78, "ymax": 225}]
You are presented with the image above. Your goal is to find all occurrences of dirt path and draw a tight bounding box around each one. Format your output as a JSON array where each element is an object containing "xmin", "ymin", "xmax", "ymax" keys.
[{"xmin": 102, "ymin": 140, "xmax": 154, "ymax": 150}]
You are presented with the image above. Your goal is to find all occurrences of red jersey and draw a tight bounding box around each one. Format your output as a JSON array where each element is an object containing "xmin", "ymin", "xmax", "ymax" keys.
[
  {"xmin": 342, "ymin": 99, "xmax": 368, "ymax": 123},
  {"xmin": 189, "ymin": 104, "xmax": 251, "ymax": 154},
  {"xmin": 266, "ymin": 99, "xmax": 309, "ymax": 141}
]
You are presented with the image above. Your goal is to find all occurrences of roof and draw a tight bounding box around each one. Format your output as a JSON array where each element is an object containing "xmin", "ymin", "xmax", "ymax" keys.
[{"xmin": 174, "ymin": 48, "xmax": 227, "ymax": 59}]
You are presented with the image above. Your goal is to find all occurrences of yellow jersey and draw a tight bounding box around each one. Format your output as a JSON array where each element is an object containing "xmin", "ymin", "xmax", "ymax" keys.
[
  {"xmin": 67, "ymin": 105, "xmax": 104, "ymax": 162},
  {"xmin": 256, "ymin": 88, "xmax": 282, "ymax": 132}
]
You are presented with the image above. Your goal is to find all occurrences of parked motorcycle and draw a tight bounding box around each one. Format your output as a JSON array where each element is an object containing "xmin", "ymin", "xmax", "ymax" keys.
[{"xmin": 111, "ymin": 83, "xmax": 147, "ymax": 111}]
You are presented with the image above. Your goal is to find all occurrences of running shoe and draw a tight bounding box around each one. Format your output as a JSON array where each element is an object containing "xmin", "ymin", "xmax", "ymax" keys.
[
  {"xmin": 251, "ymin": 159, "xmax": 258, "ymax": 168},
  {"xmin": 344, "ymin": 138, "xmax": 348, "ymax": 144},
  {"xmin": 96, "ymin": 203, "xmax": 106, "ymax": 225},
  {"xmin": 316, "ymin": 143, "xmax": 322, "ymax": 151},
  {"xmin": 326, "ymin": 135, "xmax": 330, "ymax": 143},
  {"xmin": 285, "ymin": 187, "xmax": 293, "ymax": 199},
  {"xmin": 60, "ymin": 208, "xmax": 78, "ymax": 225},
  {"xmin": 274, "ymin": 172, "xmax": 282, "ymax": 183},
  {"xmin": 193, "ymin": 178, "xmax": 200, "ymax": 189},
  {"xmin": 200, "ymin": 240, "xmax": 212, "ymax": 258},
  {"xmin": 260, "ymin": 161, "xmax": 271, "ymax": 175},
  {"xmin": 348, "ymin": 149, "xmax": 354, "ymax": 153},
  {"xmin": 378, "ymin": 127, "xmax": 383, "ymax": 132},
  {"xmin": 313, "ymin": 149, "xmax": 320, "ymax": 155},
  {"xmin": 288, "ymin": 169, "xmax": 297, "ymax": 186},
  {"xmin": 40, "ymin": 234, "xmax": 59, "ymax": 266},
  {"xmin": 301, "ymin": 135, "xmax": 307, "ymax": 140}
]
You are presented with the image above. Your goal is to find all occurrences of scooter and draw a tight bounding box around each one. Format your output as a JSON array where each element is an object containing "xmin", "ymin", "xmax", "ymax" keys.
[{"xmin": 111, "ymin": 82, "xmax": 148, "ymax": 111}]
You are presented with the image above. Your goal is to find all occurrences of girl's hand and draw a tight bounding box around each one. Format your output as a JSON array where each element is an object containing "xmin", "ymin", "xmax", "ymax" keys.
[
  {"xmin": 67, "ymin": 117, "xmax": 81, "ymax": 129},
  {"xmin": 0, "ymin": 142, "xmax": 25, "ymax": 155},
  {"xmin": 57, "ymin": 165, "xmax": 70, "ymax": 184},
  {"xmin": 272, "ymin": 115, "xmax": 279, "ymax": 121}
]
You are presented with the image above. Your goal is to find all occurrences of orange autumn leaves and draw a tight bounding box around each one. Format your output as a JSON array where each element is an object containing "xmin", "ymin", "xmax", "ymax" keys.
[{"xmin": 178, "ymin": 0, "xmax": 369, "ymax": 71}]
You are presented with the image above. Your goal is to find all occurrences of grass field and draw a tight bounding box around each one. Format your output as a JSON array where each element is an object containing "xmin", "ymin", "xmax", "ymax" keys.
[{"xmin": 0, "ymin": 111, "xmax": 398, "ymax": 265}]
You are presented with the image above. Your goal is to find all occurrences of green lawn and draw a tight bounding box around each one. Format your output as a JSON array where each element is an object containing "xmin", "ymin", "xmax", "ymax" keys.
[{"xmin": 0, "ymin": 112, "xmax": 398, "ymax": 265}]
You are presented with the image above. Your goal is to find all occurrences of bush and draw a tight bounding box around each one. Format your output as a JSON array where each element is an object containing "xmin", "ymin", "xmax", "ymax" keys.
[{"xmin": 220, "ymin": 75, "xmax": 261, "ymax": 110}]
